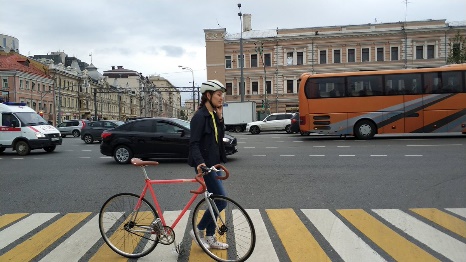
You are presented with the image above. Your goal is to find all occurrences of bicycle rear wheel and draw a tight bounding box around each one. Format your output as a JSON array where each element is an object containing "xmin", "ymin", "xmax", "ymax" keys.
[
  {"xmin": 99, "ymin": 193, "xmax": 159, "ymax": 258},
  {"xmin": 192, "ymin": 195, "xmax": 256, "ymax": 262}
]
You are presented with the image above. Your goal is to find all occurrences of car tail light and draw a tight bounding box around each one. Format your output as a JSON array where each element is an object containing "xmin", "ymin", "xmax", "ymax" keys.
[
  {"xmin": 299, "ymin": 116, "xmax": 306, "ymax": 125},
  {"xmin": 291, "ymin": 119, "xmax": 298, "ymax": 124},
  {"xmin": 101, "ymin": 131, "xmax": 112, "ymax": 139}
]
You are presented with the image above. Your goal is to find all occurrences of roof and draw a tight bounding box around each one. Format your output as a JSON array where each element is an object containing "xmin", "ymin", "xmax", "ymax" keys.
[{"xmin": 0, "ymin": 53, "xmax": 50, "ymax": 78}]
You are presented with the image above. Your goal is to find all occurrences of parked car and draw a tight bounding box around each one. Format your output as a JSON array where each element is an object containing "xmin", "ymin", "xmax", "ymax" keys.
[
  {"xmin": 245, "ymin": 113, "xmax": 295, "ymax": 134},
  {"xmin": 100, "ymin": 117, "xmax": 238, "ymax": 164},
  {"xmin": 57, "ymin": 120, "xmax": 89, "ymax": 138},
  {"xmin": 290, "ymin": 113, "xmax": 310, "ymax": 136},
  {"xmin": 80, "ymin": 120, "xmax": 124, "ymax": 144}
]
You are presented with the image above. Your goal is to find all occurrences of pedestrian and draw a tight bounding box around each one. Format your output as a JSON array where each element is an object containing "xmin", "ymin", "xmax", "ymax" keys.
[{"xmin": 188, "ymin": 79, "xmax": 229, "ymax": 250}]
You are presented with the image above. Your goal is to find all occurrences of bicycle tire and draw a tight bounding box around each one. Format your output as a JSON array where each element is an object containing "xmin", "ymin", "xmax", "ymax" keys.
[
  {"xmin": 192, "ymin": 195, "xmax": 256, "ymax": 262},
  {"xmin": 99, "ymin": 193, "xmax": 159, "ymax": 258}
]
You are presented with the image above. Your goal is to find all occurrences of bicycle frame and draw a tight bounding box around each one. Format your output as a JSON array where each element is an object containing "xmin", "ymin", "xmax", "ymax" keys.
[{"xmin": 136, "ymin": 176, "xmax": 202, "ymax": 230}]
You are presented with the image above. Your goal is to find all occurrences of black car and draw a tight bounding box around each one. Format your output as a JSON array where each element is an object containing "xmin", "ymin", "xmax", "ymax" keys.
[
  {"xmin": 80, "ymin": 120, "xmax": 124, "ymax": 144},
  {"xmin": 100, "ymin": 117, "xmax": 238, "ymax": 164},
  {"xmin": 290, "ymin": 113, "xmax": 310, "ymax": 136}
]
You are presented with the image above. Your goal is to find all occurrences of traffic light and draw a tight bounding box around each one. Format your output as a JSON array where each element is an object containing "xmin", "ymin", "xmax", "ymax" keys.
[{"xmin": 261, "ymin": 100, "xmax": 264, "ymax": 108}]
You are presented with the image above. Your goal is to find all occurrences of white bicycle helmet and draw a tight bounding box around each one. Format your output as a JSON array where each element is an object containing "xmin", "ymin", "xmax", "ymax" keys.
[{"xmin": 200, "ymin": 80, "xmax": 226, "ymax": 94}]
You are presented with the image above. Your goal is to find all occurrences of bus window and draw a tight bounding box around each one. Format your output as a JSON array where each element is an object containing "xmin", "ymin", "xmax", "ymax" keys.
[
  {"xmin": 347, "ymin": 75, "xmax": 383, "ymax": 96},
  {"xmin": 385, "ymin": 73, "xmax": 422, "ymax": 95},
  {"xmin": 305, "ymin": 77, "xmax": 344, "ymax": 99},
  {"xmin": 441, "ymin": 71, "xmax": 463, "ymax": 93},
  {"xmin": 424, "ymin": 72, "xmax": 442, "ymax": 94}
]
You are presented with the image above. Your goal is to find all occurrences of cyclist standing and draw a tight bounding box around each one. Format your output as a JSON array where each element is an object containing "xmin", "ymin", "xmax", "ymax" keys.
[{"xmin": 188, "ymin": 79, "xmax": 229, "ymax": 250}]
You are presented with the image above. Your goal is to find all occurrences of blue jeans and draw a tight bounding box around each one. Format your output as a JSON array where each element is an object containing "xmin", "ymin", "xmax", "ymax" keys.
[{"xmin": 195, "ymin": 169, "xmax": 227, "ymax": 236}]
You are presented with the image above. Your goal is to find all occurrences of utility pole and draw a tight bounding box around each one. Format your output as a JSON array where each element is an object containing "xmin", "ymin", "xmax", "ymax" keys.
[
  {"xmin": 255, "ymin": 42, "xmax": 268, "ymax": 115},
  {"xmin": 238, "ymin": 3, "xmax": 244, "ymax": 102}
]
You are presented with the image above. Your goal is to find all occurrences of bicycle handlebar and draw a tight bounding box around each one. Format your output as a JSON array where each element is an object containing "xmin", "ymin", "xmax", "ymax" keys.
[{"xmin": 190, "ymin": 165, "xmax": 230, "ymax": 194}]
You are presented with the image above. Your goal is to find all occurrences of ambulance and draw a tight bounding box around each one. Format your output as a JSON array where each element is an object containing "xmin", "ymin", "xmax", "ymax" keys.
[{"xmin": 0, "ymin": 102, "xmax": 62, "ymax": 156}]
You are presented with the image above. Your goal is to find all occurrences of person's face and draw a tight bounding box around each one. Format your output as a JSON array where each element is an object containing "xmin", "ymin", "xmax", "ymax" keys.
[{"xmin": 208, "ymin": 91, "xmax": 224, "ymax": 108}]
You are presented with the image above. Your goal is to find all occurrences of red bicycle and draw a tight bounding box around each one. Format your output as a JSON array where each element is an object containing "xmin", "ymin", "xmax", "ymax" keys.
[{"xmin": 98, "ymin": 158, "xmax": 255, "ymax": 262}]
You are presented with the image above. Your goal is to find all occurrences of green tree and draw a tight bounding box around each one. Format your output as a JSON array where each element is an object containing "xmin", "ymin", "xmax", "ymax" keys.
[
  {"xmin": 447, "ymin": 31, "xmax": 466, "ymax": 64},
  {"xmin": 179, "ymin": 110, "xmax": 187, "ymax": 120}
]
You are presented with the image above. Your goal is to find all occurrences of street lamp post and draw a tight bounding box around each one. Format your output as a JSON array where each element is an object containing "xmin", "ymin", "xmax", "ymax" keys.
[
  {"xmin": 238, "ymin": 3, "xmax": 244, "ymax": 102},
  {"xmin": 255, "ymin": 42, "xmax": 268, "ymax": 115},
  {"xmin": 178, "ymin": 65, "xmax": 195, "ymax": 112}
]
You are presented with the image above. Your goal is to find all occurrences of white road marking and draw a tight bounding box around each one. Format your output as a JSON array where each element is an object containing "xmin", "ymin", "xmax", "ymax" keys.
[
  {"xmin": 280, "ymin": 155, "xmax": 295, "ymax": 157},
  {"xmin": 337, "ymin": 146, "xmax": 350, "ymax": 148},
  {"xmin": 81, "ymin": 150, "xmax": 92, "ymax": 152},
  {"xmin": 370, "ymin": 155, "xmax": 387, "ymax": 157},
  {"xmin": 79, "ymin": 157, "xmax": 91, "ymax": 159},
  {"xmin": 405, "ymin": 155, "xmax": 423, "ymax": 157},
  {"xmin": 244, "ymin": 147, "xmax": 255, "ymax": 149},
  {"xmin": 445, "ymin": 208, "xmax": 466, "ymax": 219},
  {"xmin": 339, "ymin": 155, "xmax": 355, "ymax": 157},
  {"xmin": 266, "ymin": 146, "xmax": 277, "ymax": 148},
  {"xmin": 313, "ymin": 146, "xmax": 326, "ymax": 148},
  {"xmin": 0, "ymin": 213, "xmax": 59, "ymax": 249},
  {"xmin": 253, "ymin": 155, "xmax": 267, "ymax": 157},
  {"xmin": 309, "ymin": 155, "xmax": 326, "ymax": 157},
  {"xmin": 302, "ymin": 209, "xmax": 385, "ymax": 262},
  {"xmin": 373, "ymin": 209, "xmax": 466, "ymax": 262},
  {"xmin": 244, "ymin": 209, "xmax": 279, "ymax": 262}
]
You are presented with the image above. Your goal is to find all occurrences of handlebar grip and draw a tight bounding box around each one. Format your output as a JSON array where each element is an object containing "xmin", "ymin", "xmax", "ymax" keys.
[
  {"xmin": 190, "ymin": 174, "xmax": 207, "ymax": 194},
  {"xmin": 213, "ymin": 164, "xmax": 229, "ymax": 180}
]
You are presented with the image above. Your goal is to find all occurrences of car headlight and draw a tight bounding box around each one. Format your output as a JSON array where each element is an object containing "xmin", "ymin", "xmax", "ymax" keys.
[
  {"xmin": 35, "ymin": 132, "xmax": 46, "ymax": 138},
  {"xmin": 223, "ymin": 137, "xmax": 231, "ymax": 143}
]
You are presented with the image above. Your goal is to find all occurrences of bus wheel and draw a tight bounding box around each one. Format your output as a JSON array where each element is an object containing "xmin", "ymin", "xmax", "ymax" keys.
[
  {"xmin": 354, "ymin": 120, "xmax": 376, "ymax": 140},
  {"xmin": 15, "ymin": 141, "xmax": 31, "ymax": 156}
]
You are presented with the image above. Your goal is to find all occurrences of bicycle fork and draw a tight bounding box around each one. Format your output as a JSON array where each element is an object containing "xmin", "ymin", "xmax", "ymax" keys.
[{"xmin": 204, "ymin": 192, "xmax": 227, "ymax": 234}]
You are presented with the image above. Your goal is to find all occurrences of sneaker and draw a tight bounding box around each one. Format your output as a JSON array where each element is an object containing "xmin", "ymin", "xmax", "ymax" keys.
[
  {"xmin": 205, "ymin": 236, "xmax": 229, "ymax": 249},
  {"xmin": 190, "ymin": 229, "xmax": 210, "ymax": 249}
]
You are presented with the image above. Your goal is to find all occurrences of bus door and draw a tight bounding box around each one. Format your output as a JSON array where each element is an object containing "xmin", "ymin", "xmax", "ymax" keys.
[{"xmin": 386, "ymin": 74, "xmax": 424, "ymax": 133}]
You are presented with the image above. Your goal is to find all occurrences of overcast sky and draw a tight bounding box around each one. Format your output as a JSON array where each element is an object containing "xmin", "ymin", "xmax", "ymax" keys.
[{"xmin": 1, "ymin": 0, "xmax": 465, "ymax": 100}]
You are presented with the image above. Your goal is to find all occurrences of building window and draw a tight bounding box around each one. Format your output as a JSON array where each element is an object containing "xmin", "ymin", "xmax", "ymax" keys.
[
  {"xmin": 427, "ymin": 45, "xmax": 435, "ymax": 59},
  {"xmin": 251, "ymin": 54, "xmax": 257, "ymax": 67},
  {"xmin": 297, "ymin": 52, "xmax": 304, "ymax": 65},
  {"xmin": 287, "ymin": 52, "xmax": 293, "ymax": 65},
  {"xmin": 266, "ymin": 81, "xmax": 271, "ymax": 94},
  {"xmin": 348, "ymin": 48, "xmax": 355, "ymax": 63},
  {"xmin": 2, "ymin": 78, "xmax": 7, "ymax": 89},
  {"xmin": 237, "ymin": 54, "xmax": 244, "ymax": 68},
  {"xmin": 226, "ymin": 83, "xmax": 232, "ymax": 95},
  {"xmin": 26, "ymin": 81, "xmax": 29, "ymax": 90},
  {"xmin": 319, "ymin": 50, "xmax": 327, "ymax": 64},
  {"xmin": 333, "ymin": 50, "xmax": 341, "ymax": 63},
  {"xmin": 225, "ymin": 56, "xmax": 231, "ymax": 69},
  {"xmin": 264, "ymin": 53, "xmax": 271, "ymax": 67},
  {"xmin": 252, "ymin": 81, "xmax": 258, "ymax": 94},
  {"xmin": 391, "ymin": 47, "xmax": 399, "ymax": 61},
  {"xmin": 287, "ymin": 80, "xmax": 294, "ymax": 93},
  {"xmin": 416, "ymin": 46, "xmax": 424, "ymax": 59},
  {"xmin": 362, "ymin": 48, "xmax": 370, "ymax": 62},
  {"xmin": 377, "ymin": 47, "xmax": 384, "ymax": 61},
  {"xmin": 20, "ymin": 80, "xmax": 23, "ymax": 89}
]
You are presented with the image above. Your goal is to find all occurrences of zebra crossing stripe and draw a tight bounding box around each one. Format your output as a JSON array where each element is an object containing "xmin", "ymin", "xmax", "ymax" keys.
[
  {"xmin": 0, "ymin": 213, "xmax": 28, "ymax": 229},
  {"xmin": 411, "ymin": 208, "xmax": 466, "ymax": 238},
  {"xmin": 244, "ymin": 209, "xmax": 279, "ymax": 262},
  {"xmin": 337, "ymin": 209, "xmax": 438, "ymax": 262},
  {"xmin": 189, "ymin": 210, "xmax": 212, "ymax": 261},
  {"xmin": 373, "ymin": 209, "xmax": 466, "ymax": 262},
  {"xmin": 0, "ymin": 212, "xmax": 91, "ymax": 262},
  {"xmin": 0, "ymin": 213, "xmax": 58, "ymax": 250},
  {"xmin": 302, "ymin": 209, "xmax": 385, "ymax": 262},
  {"xmin": 446, "ymin": 208, "xmax": 466, "ymax": 219},
  {"xmin": 267, "ymin": 208, "xmax": 330, "ymax": 262},
  {"xmin": 39, "ymin": 214, "xmax": 102, "ymax": 262}
]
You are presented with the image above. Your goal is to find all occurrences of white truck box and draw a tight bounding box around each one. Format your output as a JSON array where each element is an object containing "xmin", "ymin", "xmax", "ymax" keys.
[{"xmin": 222, "ymin": 101, "xmax": 256, "ymax": 132}]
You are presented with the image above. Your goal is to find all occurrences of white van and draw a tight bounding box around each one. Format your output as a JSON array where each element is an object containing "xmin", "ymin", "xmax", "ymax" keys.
[{"xmin": 0, "ymin": 102, "xmax": 62, "ymax": 156}]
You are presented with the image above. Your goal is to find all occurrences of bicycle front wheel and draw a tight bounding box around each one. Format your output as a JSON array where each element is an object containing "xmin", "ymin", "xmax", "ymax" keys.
[
  {"xmin": 192, "ymin": 195, "xmax": 256, "ymax": 262},
  {"xmin": 99, "ymin": 193, "xmax": 159, "ymax": 258}
]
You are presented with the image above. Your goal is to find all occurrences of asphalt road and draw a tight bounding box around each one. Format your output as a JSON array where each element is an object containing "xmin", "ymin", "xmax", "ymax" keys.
[
  {"xmin": 1, "ymin": 132, "xmax": 465, "ymax": 261},
  {"xmin": 1, "ymin": 132, "xmax": 465, "ymax": 213}
]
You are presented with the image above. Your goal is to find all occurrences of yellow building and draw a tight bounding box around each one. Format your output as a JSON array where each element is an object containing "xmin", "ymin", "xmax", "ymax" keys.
[{"xmin": 205, "ymin": 18, "xmax": 466, "ymax": 115}]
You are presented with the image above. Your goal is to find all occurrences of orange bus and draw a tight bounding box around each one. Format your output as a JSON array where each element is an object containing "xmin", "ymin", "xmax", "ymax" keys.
[{"xmin": 298, "ymin": 64, "xmax": 466, "ymax": 139}]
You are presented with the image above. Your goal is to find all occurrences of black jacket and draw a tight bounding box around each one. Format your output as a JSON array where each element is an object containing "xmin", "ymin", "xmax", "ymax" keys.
[{"xmin": 188, "ymin": 106, "xmax": 227, "ymax": 167}]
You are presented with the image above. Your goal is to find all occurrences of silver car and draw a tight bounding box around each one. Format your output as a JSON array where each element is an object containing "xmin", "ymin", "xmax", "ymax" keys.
[{"xmin": 57, "ymin": 120, "xmax": 89, "ymax": 138}]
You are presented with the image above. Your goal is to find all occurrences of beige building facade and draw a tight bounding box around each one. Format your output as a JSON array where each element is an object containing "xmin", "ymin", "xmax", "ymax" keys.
[{"xmin": 205, "ymin": 19, "xmax": 466, "ymax": 115}]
